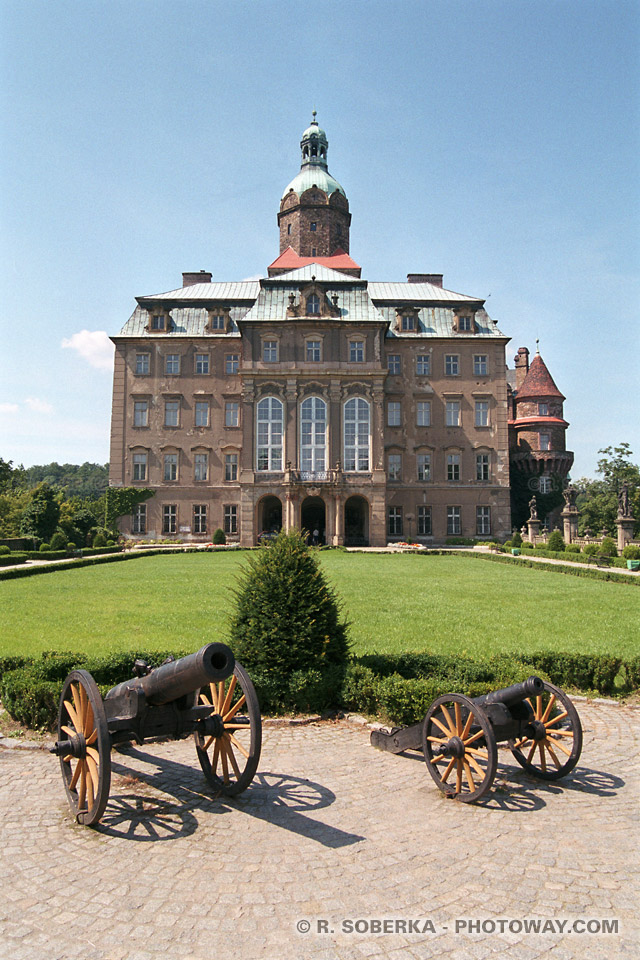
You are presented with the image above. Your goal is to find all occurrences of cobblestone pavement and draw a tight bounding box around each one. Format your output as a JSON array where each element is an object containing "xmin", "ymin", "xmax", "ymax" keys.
[{"xmin": 1, "ymin": 702, "xmax": 637, "ymax": 960}]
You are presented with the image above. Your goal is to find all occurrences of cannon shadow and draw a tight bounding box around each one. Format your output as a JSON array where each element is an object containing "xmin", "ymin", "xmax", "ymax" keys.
[{"xmin": 99, "ymin": 745, "xmax": 365, "ymax": 848}]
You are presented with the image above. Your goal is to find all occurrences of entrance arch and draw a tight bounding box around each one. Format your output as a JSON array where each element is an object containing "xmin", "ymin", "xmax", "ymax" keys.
[
  {"xmin": 344, "ymin": 496, "xmax": 369, "ymax": 547},
  {"xmin": 258, "ymin": 496, "xmax": 282, "ymax": 539},
  {"xmin": 301, "ymin": 496, "xmax": 326, "ymax": 545}
]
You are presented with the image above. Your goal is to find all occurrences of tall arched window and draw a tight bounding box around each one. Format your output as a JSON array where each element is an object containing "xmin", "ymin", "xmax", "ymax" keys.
[
  {"xmin": 344, "ymin": 398, "xmax": 370, "ymax": 472},
  {"xmin": 256, "ymin": 397, "xmax": 283, "ymax": 471},
  {"xmin": 300, "ymin": 397, "xmax": 327, "ymax": 473}
]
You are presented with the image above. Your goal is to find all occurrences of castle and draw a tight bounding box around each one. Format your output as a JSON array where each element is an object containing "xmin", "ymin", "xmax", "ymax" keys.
[{"xmin": 109, "ymin": 116, "xmax": 571, "ymax": 545}]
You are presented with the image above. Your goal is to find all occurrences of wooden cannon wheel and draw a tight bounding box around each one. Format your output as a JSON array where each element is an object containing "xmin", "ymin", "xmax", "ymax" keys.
[
  {"xmin": 194, "ymin": 661, "xmax": 261, "ymax": 796},
  {"xmin": 57, "ymin": 670, "xmax": 111, "ymax": 826},
  {"xmin": 509, "ymin": 680, "xmax": 582, "ymax": 781},
  {"xmin": 422, "ymin": 694, "xmax": 497, "ymax": 802}
]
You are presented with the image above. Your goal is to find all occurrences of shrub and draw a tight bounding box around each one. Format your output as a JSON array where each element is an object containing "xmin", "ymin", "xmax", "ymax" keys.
[
  {"xmin": 547, "ymin": 530, "xmax": 565, "ymax": 552},
  {"xmin": 622, "ymin": 544, "xmax": 640, "ymax": 560},
  {"xmin": 599, "ymin": 537, "xmax": 618, "ymax": 558},
  {"xmin": 511, "ymin": 531, "xmax": 523, "ymax": 547},
  {"xmin": 565, "ymin": 543, "xmax": 581, "ymax": 553},
  {"xmin": 66, "ymin": 542, "xmax": 77, "ymax": 552},
  {"xmin": 625, "ymin": 656, "xmax": 640, "ymax": 690},
  {"xmin": 583, "ymin": 543, "xmax": 598, "ymax": 556},
  {"xmin": 0, "ymin": 545, "xmax": 10, "ymax": 555},
  {"xmin": 503, "ymin": 540, "xmax": 513, "ymax": 549},
  {"xmin": 39, "ymin": 542, "xmax": 50, "ymax": 552},
  {"xmin": 212, "ymin": 528, "xmax": 226, "ymax": 545},
  {"xmin": 49, "ymin": 531, "xmax": 68, "ymax": 551},
  {"xmin": 228, "ymin": 529, "xmax": 350, "ymax": 712},
  {"xmin": 93, "ymin": 531, "xmax": 107, "ymax": 548},
  {"xmin": 106, "ymin": 539, "xmax": 115, "ymax": 547}
]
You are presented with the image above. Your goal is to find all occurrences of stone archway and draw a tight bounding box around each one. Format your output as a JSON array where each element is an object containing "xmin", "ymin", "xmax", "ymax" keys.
[
  {"xmin": 344, "ymin": 495, "xmax": 369, "ymax": 547},
  {"xmin": 301, "ymin": 496, "xmax": 326, "ymax": 545},
  {"xmin": 258, "ymin": 496, "xmax": 282, "ymax": 539}
]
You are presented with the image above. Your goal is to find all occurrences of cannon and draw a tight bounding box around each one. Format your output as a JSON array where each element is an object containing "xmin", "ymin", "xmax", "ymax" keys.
[
  {"xmin": 50, "ymin": 643, "xmax": 261, "ymax": 825},
  {"xmin": 371, "ymin": 677, "xmax": 582, "ymax": 802}
]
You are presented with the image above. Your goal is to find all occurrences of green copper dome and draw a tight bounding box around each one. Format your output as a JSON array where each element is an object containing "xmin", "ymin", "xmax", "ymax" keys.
[{"xmin": 281, "ymin": 113, "xmax": 346, "ymax": 200}]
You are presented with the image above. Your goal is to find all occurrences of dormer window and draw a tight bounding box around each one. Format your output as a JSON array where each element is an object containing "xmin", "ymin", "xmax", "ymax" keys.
[
  {"xmin": 306, "ymin": 294, "xmax": 320, "ymax": 315},
  {"xmin": 459, "ymin": 316, "xmax": 472, "ymax": 331},
  {"xmin": 401, "ymin": 315, "xmax": 415, "ymax": 331},
  {"xmin": 210, "ymin": 315, "xmax": 225, "ymax": 330},
  {"xmin": 151, "ymin": 315, "xmax": 165, "ymax": 330}
]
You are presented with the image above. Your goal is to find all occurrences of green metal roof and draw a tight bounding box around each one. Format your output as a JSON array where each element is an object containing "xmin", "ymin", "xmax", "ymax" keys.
[{"xmin": 281, "ymin": 166, "xmax": 345, "ymax": 200}]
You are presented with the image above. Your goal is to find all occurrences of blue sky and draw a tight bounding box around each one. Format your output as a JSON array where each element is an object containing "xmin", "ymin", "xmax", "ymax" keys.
[{"xmin": 1, "ymin": 0, "xmax": 638, "ymax": 478}]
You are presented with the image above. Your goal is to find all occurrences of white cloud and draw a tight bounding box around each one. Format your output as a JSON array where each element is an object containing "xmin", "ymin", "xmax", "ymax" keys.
[
  {"xmin": 0, "ymin": 402, "xmax": 20, "ymax": 414},
  {"xmin": 61, "ymin": 330, "xmax": 114, "ymax": 370},
  {"xmin": 25, "ymin": 397, "xmax": 54, "ymax": 415}
]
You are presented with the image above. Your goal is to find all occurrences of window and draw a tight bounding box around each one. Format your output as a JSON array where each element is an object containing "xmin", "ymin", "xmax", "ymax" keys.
[
  {"xmin": 416, "ymin": 355, "xmax": 431, "ymax": 376},
  {"xmin": 195, "ymin": 401, "xmax": 209, "ymax": 427},
  {"xmin": 164, "ymin": 453, "xmax": 178, "ymax": 482},
  {"xmin": 135, "ymin": 353, "xmax": 150, "ymax": 375},
  {"xmin": 151, "ymin": 315, "xmax": 165, "ymax": 330},
  {"xmin": 388, "ymin": 453, "xmax": 401, "ymax": 481},
  {"xmin": 539, "ymin": 402, "xmax": 549, "ymax": 416},
  {"xmin": 539, "ymin": 433, "xmax": 551, "ymax": 451},
  {"xmin": 195, "ymin": 354, "xmax": 209, "ymax": 375},
  {"xmin": 306, "ymin": 340, "xmax": 321, "ymax": 362},
  {"xmin": 473, "ymin": 355, "xmax": 488, "ymax": 376},
  {"xmin": 417, "ymin": 453, "xmax": 431, "ymax": 481},
  {"xmin": 132, "ymin": 453, "xmax": 147, "ymax": 482},
  {"xmin": 475, "ymin": 401, "xmax": 489, "ymax": 427},
  {"xmin": 388, "ymin": 506, "xmax": 403, "ymax": 537},
  {"xmin": 210, "ymin": 314, "xmax": 225, "ymax": 330},
  {"xmin": 447, "ymin": 454, "xmax": 460, "ymax": 482},
  {"xmin": 418, "ymin": 505, "xmax": 432, "ymax": 536},
  {"xmin": 225, "ymin": 453, "xmax": 238, "ymax": 482},
  {"xmin": 387, "ymin": 354, "xmax": 401, "ymax": 375},
  {"xmin": 132, "ymin": 503, "xmax": 146, "ymax": 534},
  {"xmin": 300, "ymin": 396, "xmax": 327, "ymax": 472},
  {"xmin": 306, "ymin": 294, "xmax": 320, "ymax": 315},
  {"xmin": 311, "ymin": 247, "xmax": 317, "ymax": 257},
  {"xmin": 162, "ymin": 505, "xmax": 177, "ymax": 534},
  {"xmin": 446, "ymin": 401, "xmax": 460, "ymax": 426},
  {"xmin": 224, "ymin": 505, "xmax": 238, "ymax": 535},
  {"xmin": 225, "ymin": 354, "xmax": 239, "ymax": 375},
  {"xmin": 310, "ymin": 222, "xmax": 317, "ymax": 231},
  {"xmin": 387, "ymin": 401, "xmax": 401, "ymax": 427},
  {"xmin": 458, "ymin": 316, "xmax": 472, "ymax": 331},
  {"xmin": 476, "ymin": 506, "xmax": 491, "ymax": 536},
  {"xmin": 165, "ymin": 354, "xmax": 180, "ymax": 375},
  {"xmin": 539, "ymin": 475, "xmax": 552, "ymax": 494},
  {"xmin": 164, "ymin": 400, "xmax": 179, "ymax": 427},
  {"xmin": 225, "ymin": 401, "xmax": 240, "ymax": 427},
  {"xmin": 476, "ymin": 453, "xmax": 490, "ymax": 481},
  {"xmin": 445, "ymin": 355, "xmax": 459, "ymax": 376},
  {"xmin": 134, "ymin": 400, "xmax": 148, "ymax": 427},
  {"xmin": 349, "ymin": 340, "xmax": 364, "ymax": 362},
  {"xmin": 194, "ymin": 453, "xmax": 208, "ymax": 482},
  {"xmin": 401, "ymin": 314, "xmax": 415, "ymax": 331},
  {"xmin": 262, "ymin": 340, "xmax": 278, "ymax": 362},
  {"xmin": 447, "ymin": 506, "xmax": 461, "ymax": 536},
  {"xmin": 417, "ymin": 401, "xmax": 431, "ymax": 426},
  {"xmin": 256, "ymin": 396, "xmax": 283, "ymax": 471},
  {"xmin": 193, "ymin": 505, "xmax": 207, "ymax": 534},
  {"xmin": 287, "ymin": 223, "xmax": 291, "ymax": 235},
  {"xmin": 344, "ymin": 397, "xmax": 370, "ymax": 471}
]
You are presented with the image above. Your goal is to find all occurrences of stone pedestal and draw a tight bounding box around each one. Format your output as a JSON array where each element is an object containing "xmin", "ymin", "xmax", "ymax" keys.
[
  {"xmin": 561, "ymin": 506, "xmax": 579, "ymax": 544},
  {"xmin": 527, "ymin": 518, "xmax": 541, "ymax": 543},
  {"xmin": 616, "ymin": 516, "xmax": 635, "ymax": 553}
]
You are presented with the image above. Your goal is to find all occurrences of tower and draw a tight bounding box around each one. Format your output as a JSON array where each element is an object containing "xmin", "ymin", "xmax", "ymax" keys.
[{"xmin": 277, "ymin": 113, "xmax": 352, "ymax": 258}]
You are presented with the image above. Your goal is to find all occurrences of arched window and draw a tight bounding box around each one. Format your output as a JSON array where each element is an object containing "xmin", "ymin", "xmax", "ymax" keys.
[
  {"xmin": 300, "ymin": 397, "xmax": 327, "ymax": 473},
  {"xmin": 306, "ymin": 294, "xmax": 320, "ymax": 315},
  {"xmin": 344, "ymin": 398, "xmax": 370, "ymax": 472},
  {"xmin": 256, "ymin": 397, "xmax": 283, "ymax": 471}
]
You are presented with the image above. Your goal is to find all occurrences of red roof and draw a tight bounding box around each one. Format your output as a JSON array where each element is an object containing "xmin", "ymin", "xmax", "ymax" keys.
[
  {"xmin": 267, "ymin": 247, "xmax": 361, "ymax": 274},
  {"xmin": 516, "ymin": 353, "xmax": 565, "ymax": 400}
]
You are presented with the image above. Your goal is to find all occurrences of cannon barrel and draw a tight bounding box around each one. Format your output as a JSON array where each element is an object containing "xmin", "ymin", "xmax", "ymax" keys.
[
  {"xmin": 105, "ymin": 642, "xmax": 235, "ymax": 706},
  {"xmin": 473, "ymin": 675, "xmax": 544, "ymax": 709}
]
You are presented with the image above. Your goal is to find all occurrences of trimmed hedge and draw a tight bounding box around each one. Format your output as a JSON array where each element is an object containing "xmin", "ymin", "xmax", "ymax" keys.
[
  {"xmin": 0, "ymin": 552, "xmax": 28, "ymax": 567},
  {"xmin": 466, "ymin": 550, "xmax": 639, "ymax": 585},
  {"xmin": 519, "ymin": 546, "xmax": 628, "ymax": 570}
]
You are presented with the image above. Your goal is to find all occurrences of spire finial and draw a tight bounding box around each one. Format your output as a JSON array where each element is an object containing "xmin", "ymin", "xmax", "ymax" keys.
[
  {"xmin": 311, "ymin": 108, "xmax": 317, "ymax": 124},
  {"xmin": 535, "ymin": 338, "xmax": 540, "ymax": 355}
]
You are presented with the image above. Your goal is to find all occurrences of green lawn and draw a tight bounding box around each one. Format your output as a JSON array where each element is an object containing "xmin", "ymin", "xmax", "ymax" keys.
[{"xmin": 0, "ymin": 552, "xmax": 638, "ymax": 661}]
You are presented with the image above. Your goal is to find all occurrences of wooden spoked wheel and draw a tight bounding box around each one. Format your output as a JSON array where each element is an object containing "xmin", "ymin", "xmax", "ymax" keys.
[
  {"xmin": 509, "ymin": 681, "xmax": 582, "ymax": 781},
  {"xmin": 57, "ymin": 670, "xmax": 111, "ymax": 825},
  {"xmin": 194, "ymin": 661, "xmax": 261, "ymax": 796},
  {"xmin": 422, "ymin": 694, "xmax": 497, "ymax": 802}
]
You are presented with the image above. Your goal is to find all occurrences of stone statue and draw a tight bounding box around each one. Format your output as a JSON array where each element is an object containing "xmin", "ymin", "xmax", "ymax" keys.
[
  {"xmin": 618, "ymin": 483, "xmax": 631, "ymax": 518},
  {"xmin": 562, "ymin": 486, "xmax": 577, "ymax": 508},
  {"xmin": 528, "ymin": 495, "xmax": 538, "ymax": 520}
]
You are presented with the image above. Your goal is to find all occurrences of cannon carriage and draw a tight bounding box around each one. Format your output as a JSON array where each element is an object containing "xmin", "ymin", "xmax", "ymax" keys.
[
  {"xmin": 50, "ymin": 643, "xmax": 261, "ymax": 825},
  {"xmin": 371, "ymin": 677, "xmax": 582, "ymax": 802}
]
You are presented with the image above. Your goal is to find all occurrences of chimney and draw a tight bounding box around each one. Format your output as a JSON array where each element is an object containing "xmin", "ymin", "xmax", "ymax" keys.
[
  {"xmin": 407, "ymin": 273, "xmax": 443, "ymax": 287},
  {"xmin": 514, "ymin": 347, "xmax": 530, "ymax": 391},
  {"xmin": 182, "ymin": 270, "xmax": 212, "ymax": 287}
]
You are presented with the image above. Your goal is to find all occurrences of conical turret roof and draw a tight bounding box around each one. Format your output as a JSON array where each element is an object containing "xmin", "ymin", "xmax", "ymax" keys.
[{"xmin": 516, "ymin": 352, "xmax": 565, "ymax": 400}]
